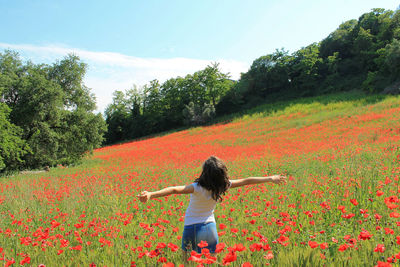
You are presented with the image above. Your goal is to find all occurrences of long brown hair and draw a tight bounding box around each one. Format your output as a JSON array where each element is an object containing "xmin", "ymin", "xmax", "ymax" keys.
[{"xmin": 195, "ymin": 156, "xmax": 230, "ymax": 202}]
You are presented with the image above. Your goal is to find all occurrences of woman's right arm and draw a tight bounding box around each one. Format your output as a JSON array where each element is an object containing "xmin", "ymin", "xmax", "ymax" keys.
[
  {"xmin": 137, "ymin": 184, "xmax": 194, "ymax": 203},
  {"xmin": 230, "ymin": 175, "xmax": 286, "ymax": 188}
]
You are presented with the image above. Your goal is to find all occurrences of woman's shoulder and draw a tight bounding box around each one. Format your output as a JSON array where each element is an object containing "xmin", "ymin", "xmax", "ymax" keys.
[
  {"xmin": 192, "ymin": 182, "xmax": 209, "ymax": 194},
  {"xmin": 192, "ymin": 182, "xmax": 200, "ymax": 191}
]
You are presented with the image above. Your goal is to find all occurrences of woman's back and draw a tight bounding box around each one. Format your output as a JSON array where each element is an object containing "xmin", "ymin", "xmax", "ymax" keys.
[{"xmin": 184, "ymin": 182, "xmax": 217, "ymax": 226}]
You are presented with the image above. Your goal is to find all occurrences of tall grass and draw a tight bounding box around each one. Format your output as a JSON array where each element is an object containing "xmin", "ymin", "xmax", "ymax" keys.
[{"xmin": 0, "ymin": 91, "xmax": 399, "ymax": 266}]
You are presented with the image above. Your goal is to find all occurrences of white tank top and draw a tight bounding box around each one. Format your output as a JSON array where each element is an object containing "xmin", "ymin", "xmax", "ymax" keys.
[{"xmin": 184, "ymin": 181, "xmax": 230, "ymax": 226}]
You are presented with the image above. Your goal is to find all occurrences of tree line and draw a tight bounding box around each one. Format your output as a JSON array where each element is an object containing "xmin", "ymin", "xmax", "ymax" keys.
[
  {"xmin": 217, "ymin": 8, "xmax": 400, "ymax": 114},
  {"xmin": 1, "ymin": 8, "xmax": 399, "ymax": 172},
  {"xmin": 104, "ymin": 63, "xmax": 233, "ymax": 144},
  {"xmin": 105, "ymin": 8, "xmax": 400, "ymax": 144}
]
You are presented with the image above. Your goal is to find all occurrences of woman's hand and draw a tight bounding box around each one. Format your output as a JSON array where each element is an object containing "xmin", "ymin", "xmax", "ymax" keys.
[
  {"xmin": 271, "ymin": 175, "xmax": 287, "ymax": 185},
  {"xmin": 137, "ymin": 191, "xmax": 152, "ymax": 203}
]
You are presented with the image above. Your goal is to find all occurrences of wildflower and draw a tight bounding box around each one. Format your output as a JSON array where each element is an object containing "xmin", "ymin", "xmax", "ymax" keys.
[
  {"xmin": 308, "ymin": 241, "xmax": 319, "ymax": 249},
  {"xmin": 374, "ymin": 244, "xmax": 385, "ymax": 253},
  {"xmin": 385, "ymin": 228, "xmax": 394, "ymax": 235},
  {"xmin": 70, "ymin": 245, "xmax": 82, "ymax": 251},
  {"xmin": 156, "ymin": 242, "xmax": 166, "ymax": 249},
  {"xmin": 376, "ymin": 190, "xmax": 384, "ymax": 197},
  {"xmin": 350, "ymin": 199, "xmax": 358, "ymax": 206},
  {"xmin": 168, "ymin": 242, "xmax": 179, "ymax": 252},
  {"xmin": 320, "ymin": 242, "xmax": 328, "ymax": 250},
  {"xmin": 198, "ymin": 240, "xmax": 208, "ymax": 248},
  {"xmin": 158, "ymin": 257, "xmax": 167, "ymax": 263},
  {"xmin": 230, "ymin": 228, "xmax": 239, "ymax": 233},
  {"xmin": 358, "ymin": 230, "xmax": 372, "ymax": 240},
  {"xmin": 230, "ymin": 243, "xmax": 246, "ymax": 252},
  {"xmin": 264, "ymin": 251, "xmax": 274, "ymax": 260},
  {"xmin": 19, "ymin": 256, "xmax": 31, "ymax": 265},
  {"xmin": 249, "ymin": 242, "xmax": 263, "ymax": 252},
  {"xmin": 222, "ymin": 250, "xmax": 237, "ymax": 265},
  {"xmin": 215, "ymin": 242, "xmax": 226, "ymax": 253},
  {"xmin": 375, "ymin": 261, "xmax": 391, "ymax": 267},
  {"xmin": 390, "ymin": 212, "xmax": 400, "ymax": 218}
]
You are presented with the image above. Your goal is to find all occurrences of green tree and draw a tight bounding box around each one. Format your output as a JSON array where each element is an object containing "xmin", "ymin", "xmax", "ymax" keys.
[
  {"xmin": 49, "ymin": 54, "xmax": 96, "ymax": 111},
  {"xmin": 104, "ymin": 90, "xmax": 131, "ymax": 144},
  {"xmin": 0, "ymin": 50, "xmax": 30, "ymax": 171},
  {"xmin": 142, "ymin": 79, "xmax": 165, "ymax": 133},
  {"xmin": 0, "ymin": 102, "xmax": 30, "ymax": 172},
  {"xmin": 203, "ymin": 63, "xmax": 233, "ymax": 107},
  {"xmin": 2, "ymin": 57, "xmax": 64, "ymax": 167},
  {"xmin": 319, "ymin": 19, "xmax": 357, "ymax": 59},
  {"xmin": 183, "ymin": 102, "xmax": 216, "ymax": 126},
  {"xmin": 160, "ymin": 77, "xmax": 186, "ymax": 128},
  {"xmin": 289, "ymin": 43, "xmax": 322, "ymax": 96},
  {"xmin": 236, "ymin": 49, "xmax": 292, "ymax": 103},
  {"xmin": 384, "ymin": 38, "xmax": 400, "ymax": 78},
  {"xmin": 0, "ymin": 51, "xmax": 106, "ymax": 169}
]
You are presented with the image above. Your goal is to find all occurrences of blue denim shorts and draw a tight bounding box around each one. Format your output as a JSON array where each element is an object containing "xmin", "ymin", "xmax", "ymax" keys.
[{"xmin": 181, "ymin": 222, "xmax": 219, "ymax": 253}]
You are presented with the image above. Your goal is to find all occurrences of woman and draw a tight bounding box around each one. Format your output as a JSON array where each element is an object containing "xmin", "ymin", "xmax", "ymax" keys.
[{"xmin": 137, "ymin": 156, "xmax": 286, "ymax": 260}]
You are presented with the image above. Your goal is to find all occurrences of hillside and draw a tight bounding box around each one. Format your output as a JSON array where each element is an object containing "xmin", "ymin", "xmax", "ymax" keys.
[{"xmin": 1, "ymin": 91, "xmax": 400, "ymax": 266}]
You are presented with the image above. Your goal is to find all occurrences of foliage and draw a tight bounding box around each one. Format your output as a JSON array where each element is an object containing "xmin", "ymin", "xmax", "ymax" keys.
[
  {"xmin": 384, "ymin": 38, "xmax": 400, "ymax": 78},
  {"xmin": 217, "ymin": 8, "xmax": 400, "ymax": 114},
  {"xmin": 182, "ymin": 101, "xmax": 216, "ymax": 126},
  {"xmin": 0, "ymin": 103, "xmax": 30, "ymax": 171},
  {"xmin": 104, "ymin": 63, "xmax": 233, "ymax": 144},
  {"xmin": 0, "ymin": 51, "xmax": 106, "ymax": 171}
]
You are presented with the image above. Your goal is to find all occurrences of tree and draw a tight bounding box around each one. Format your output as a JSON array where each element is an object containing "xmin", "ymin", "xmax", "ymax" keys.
[
  {"xmin": 0, "ymin": 50, "xmax": 106, "ymax": 169},
  {"xmin": 49, "ymin": 54, "xmax": 96, "ymax": 111},
  {"xmin": 202, "ymin": 63, "xmax": 232, "ymax": 107},
  {"xmin": 141, "ymin": 79, "xmax": 166, "ymax": 134},
  {"xmin": 104, "ymin": 90, "xmax": 131, "ymax": 144},
  {"xmin": 0, "ymin": 51, "xmax": 30, "ymax": 171},
  {"xmin": 0, "ymin": 101, "xmax": 30, "ymax": 172},
  {"xmin": 384, "ymin": 38, "xmax": 400, "ymax": 78},
  {"xmin": 183, "ymin": 102, "xmax": 216, "ymax": 126},
  {"xmin": 160, "ymin": 77, "xmax": 186, "ymax": 128},
  {"xmin": 232, "ymin": 48, "xmax": 292, "ymax": 105},
  {"xmin": 319, "ymin": 19, "xmax": 357, "ymax": 59}
]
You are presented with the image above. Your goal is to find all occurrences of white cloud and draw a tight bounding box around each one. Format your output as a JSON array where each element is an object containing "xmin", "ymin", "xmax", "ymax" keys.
[{"xmin": 0, "ymin": 43, "xmax": 250, "ymax": 113}]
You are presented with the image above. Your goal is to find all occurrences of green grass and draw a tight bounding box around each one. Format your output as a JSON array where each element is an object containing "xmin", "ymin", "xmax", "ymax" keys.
[{"xmin": 0, "ymin": 90, "xmax": 399, "ymax": 266}]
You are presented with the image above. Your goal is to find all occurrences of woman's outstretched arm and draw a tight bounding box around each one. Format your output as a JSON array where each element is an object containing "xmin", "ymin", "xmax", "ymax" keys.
[
  {"xmin": 230, "ymin": 175, "xmax": 286, "ymax": 188},
  {"xmin": 137, "ymin": 184, "xmax": 194, "ymax": 203}
]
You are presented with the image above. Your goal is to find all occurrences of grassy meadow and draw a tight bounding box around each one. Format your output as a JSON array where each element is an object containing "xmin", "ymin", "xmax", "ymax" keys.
[{"xmin": 1, "ymin": 91, "xmax": 400, "ymax": 266}]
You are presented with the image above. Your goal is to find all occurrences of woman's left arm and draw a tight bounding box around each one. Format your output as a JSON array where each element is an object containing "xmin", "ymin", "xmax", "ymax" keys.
[{"xmin": 137, "ymin": 184, "xmax": 194, "ymax": 203}]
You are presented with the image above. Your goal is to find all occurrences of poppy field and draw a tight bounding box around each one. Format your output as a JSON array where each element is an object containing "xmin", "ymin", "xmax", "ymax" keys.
[{"xmin": 1, "ymin": 92, "xmax": 400, "ymax": 266}]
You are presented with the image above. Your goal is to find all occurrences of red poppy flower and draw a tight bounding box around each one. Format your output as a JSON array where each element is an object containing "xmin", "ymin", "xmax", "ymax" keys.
[
  {"xmin": 222, "ymin": 251, "xmax": 237, "ymax": 265},
  {"xmin": 308, "ymin": 241, "xmax": 319, "ymax": 249},
  {"xmin": 358, "ymin": 230, "xmax": 372, "ymax": 240},
  {"xmin": 374, "ymin": 244, "xmax": 385, "ymax": 253},
  {"xmin": 198, "ymin": 240, "xmax": 208, "ymax": 248}
]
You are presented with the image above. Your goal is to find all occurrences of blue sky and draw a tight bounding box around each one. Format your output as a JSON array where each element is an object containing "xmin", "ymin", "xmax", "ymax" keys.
[{"xmin": 0, "ymin": 0, "xmax": 399, "ymax": 112}]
